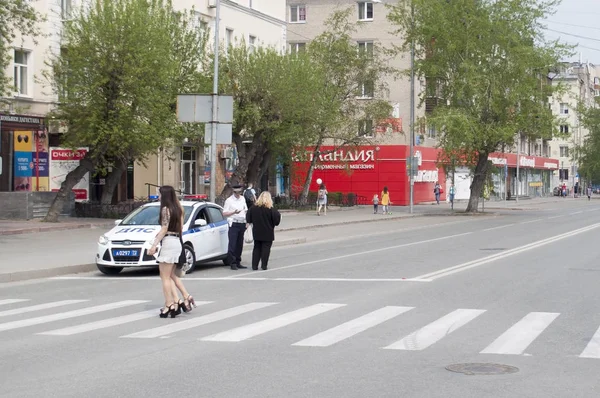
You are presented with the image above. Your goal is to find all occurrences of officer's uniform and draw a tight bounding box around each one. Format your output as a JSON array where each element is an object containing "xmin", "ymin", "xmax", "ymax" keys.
[{"xmin": 223, "ymin": 186, "xmax": 248, "ymax": 270}]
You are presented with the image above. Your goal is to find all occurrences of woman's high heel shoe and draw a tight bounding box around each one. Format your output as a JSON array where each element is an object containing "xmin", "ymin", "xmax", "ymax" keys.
[
  {"xmin": 179, "ymin": 299, "xmax": 191, "ymax": 313},
  {"xmin": 169, "ymin": 302, "xmax": 181, "ymax": 318},
  {"xmin": 186, "ymin": 295, "xmax": 197, "ymax": 309},
  {"xmin": 159, "ymin": 304, "xmax": 172, "ymax": 318}
]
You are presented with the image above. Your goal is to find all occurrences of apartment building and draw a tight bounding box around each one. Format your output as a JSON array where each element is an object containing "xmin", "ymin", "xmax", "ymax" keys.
[
  {"xmin": 548, "ymin": 62, "xmax": 600, "ymax": 191},
  {"xmin": 1, "ymin": 0, "xmax": 287, "ymax": 200}
]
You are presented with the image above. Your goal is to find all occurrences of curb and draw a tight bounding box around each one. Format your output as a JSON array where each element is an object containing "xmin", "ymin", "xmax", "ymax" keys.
[
  {"xmin": 0, "ymin": 263, "xmax": 97, "ymax": 283},
  {"xmin": 0, "ymin": 222, "xmax": 115, "ymax": 236},
  {"xmin": 0, "ymin": 237, "xmax": 309, "ymax": 284}
]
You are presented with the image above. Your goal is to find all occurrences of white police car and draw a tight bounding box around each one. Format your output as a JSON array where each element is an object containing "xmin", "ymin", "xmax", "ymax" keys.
[{"xmin": 96, "ymin": 200, "xmax": 229, "ymax": 275}]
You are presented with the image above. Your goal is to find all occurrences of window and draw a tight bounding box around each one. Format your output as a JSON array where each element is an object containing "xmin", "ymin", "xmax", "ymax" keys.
[
  {"xmin": 290, "ymin": 5, "xmax": 306, "ymax": 23},
  {"xmin": 289, "ymin": 42, "xmax": 306, "ymax": 54},
  {"xmin": 13, "ymin": 49, "xmax": 29, "ymax": 96},
  {"xmin": 358, "ymin": 80, "xmax": 374, "ymax": 98},
  {"xmin": 206, "ymin": 206, "xmax": 224, "ymax": 223},
  {"xmin": 560, "ymin": 103, "xmax": 569, "ymax": 114},
  {"xmin": 225, "ymin": 29, "xmax": 233, "ymax": 54},
  {"xmin": 559, "ymin": 169, "xmax": 569, "ymax": 181},
  {"xmin": 199, "ymin": 20, "xmax": 209, "ymax": 36},
  {"xmin": 248, "ymin": 35, "xmax": 256, "ymax": 54},
  {"xmin": 560, "ymin": 125, "xmax": 569, "ymax": 134},
  {"xmin": 357, "ymin": 41, "xmax": 374, "ymax": 57},
  {"xmin": 61, "ymin": 0, "xmax": 71, "ymax": 19},
  {"xmin": 427, "ymin": 125, "xmax": 437, "ymax": 139},
  {"xmin": 358, "ymin": 2, "xmax": 374, "ymax": 21},
  {"xmin": 358, "ymin": 120, "xmax": 374, "ymax": 137},
  {"xmin": 560, "ymin": 146, "xmax": 569, "ymax": 157}
]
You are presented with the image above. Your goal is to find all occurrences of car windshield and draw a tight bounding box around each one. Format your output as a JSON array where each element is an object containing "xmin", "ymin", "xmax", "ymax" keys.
[{"xmin": 120, "ymin": 205, "xmax": 193, "ymax": 226}]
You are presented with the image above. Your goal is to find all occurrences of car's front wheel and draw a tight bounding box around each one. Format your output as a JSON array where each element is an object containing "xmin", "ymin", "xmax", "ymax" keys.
[
  {"xmin": 183, "ymin": 244, "xmax": 197, "ymax": 274},
  {"xmin": 97, "ymin": 264, "xmax": 123, "ymax": 275}
]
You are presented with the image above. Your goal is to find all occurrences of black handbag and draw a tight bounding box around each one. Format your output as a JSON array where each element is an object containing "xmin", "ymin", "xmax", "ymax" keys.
[{"xmin": 176, "ymin": 236, "xmax": 186, "ymax": 269}]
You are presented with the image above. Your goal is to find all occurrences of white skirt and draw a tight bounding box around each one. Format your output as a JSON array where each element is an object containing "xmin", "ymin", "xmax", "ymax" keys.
[{"xmin": 157, "ymin": 236, "xmax": 181, "ymax": 264}]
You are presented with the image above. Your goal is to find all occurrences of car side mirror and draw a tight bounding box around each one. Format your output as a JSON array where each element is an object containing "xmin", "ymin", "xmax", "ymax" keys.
[
  {"xmin": 114, "ymin": 219, "xmax": 122, "ymax": 226},
  {"xmin": 194, "ymin": 219, "xmax": 207, "ymax": 227}
]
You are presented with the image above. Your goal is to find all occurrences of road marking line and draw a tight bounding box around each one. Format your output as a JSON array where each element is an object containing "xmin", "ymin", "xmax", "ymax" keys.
[
  {"xmin": 0, "ymin": 300, "xmax": 148, "ymax": 333},
  {"xmin": 272, "ymin": 278, "xmax": 432, "ymax": 282},
  {"xmin": 579, "ymin": 326, "xmax": 600, "ymax": 358},
  {"xmin": 122, "ymin": 302, "xmax": 274, "ymax": 339},
  {"xmin": 0, "ymin": 300, "xmax": 87, "ymax": 318},
  {"xmin": 480, "ymin": 312, "xmax": 559, "ymax": 355},
  {"xmin": 50, "ymin": 277, "xmax": 432, "ymax": 282},
  {"xmin": 415, "ymin": 223, "xmax": 600, "ymax": 280},
  {"xmin": 39, "ymin": 310, "xmax": 159, "ymax": 336},
  {"xmin": 383, "ymin": 309, "xmax": 486, "ymax": 350},
  {"xmin": 0, "ymin": 299, "xmax": 29, "ymax": 306},
  {"xmin": 483, "ymin": 224, "xmax": 516, "ymax": 232},
  {"xmin": 546, "ymin": 215, "xmax": 565, "ymax": 220},
  {"xmin": 293, "ymin": 306, "xmax": 414, "ymax": 347},
  {"xmin": 570, "ymin": 211, "xmax": 584, "ymax": 215},
  {"xmin": 229, "ymin": 232, "xmax": 473, "ymax": 278},
  {"xmin": 519, "ymin": 218, "xmax": 544, "ymax": 225},
  {"xmin": 201, "ymin": 303, "xmax": 345, "ymax": 342}
]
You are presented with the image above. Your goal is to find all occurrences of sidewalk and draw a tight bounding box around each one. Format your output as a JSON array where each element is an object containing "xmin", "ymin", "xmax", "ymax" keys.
[{"xmin": 0, "ymin": 197, "xmax": 560, "ymax": 283}]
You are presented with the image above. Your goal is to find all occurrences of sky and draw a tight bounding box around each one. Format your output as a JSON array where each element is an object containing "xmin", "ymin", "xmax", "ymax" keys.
[{"xmin": 543, "ymin": 0, "xmax": 600, "ymax": 64}]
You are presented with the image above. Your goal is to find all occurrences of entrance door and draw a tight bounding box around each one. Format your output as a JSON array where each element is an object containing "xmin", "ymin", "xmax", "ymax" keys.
[{"xmin": 181, "ymin": 146, "xmax": 197, "ymax": 195}]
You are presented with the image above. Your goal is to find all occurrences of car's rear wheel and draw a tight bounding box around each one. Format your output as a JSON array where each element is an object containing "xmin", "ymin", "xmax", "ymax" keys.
[
  {"xmin": 97, "ymin": 264, "xmax": 123, "ymax": 275},
  {"xmin": 183, "ymin": 244, "xmax": 197, "ymax": 274}
]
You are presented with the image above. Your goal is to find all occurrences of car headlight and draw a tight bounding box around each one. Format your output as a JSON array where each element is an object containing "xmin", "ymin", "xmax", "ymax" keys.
[{"xmin": 98, "ymin": 235, "xmax": 109, "ymax": 245}]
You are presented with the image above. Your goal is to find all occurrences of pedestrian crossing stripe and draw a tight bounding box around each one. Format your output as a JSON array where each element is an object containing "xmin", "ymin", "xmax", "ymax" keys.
[{"xmin": 0, "ymin": 298, "xmax": 597, "ymax": 358}]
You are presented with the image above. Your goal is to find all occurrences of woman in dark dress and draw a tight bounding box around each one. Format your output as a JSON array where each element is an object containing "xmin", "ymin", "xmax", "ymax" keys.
[{"xmin": 246, "ymin": 191, "xmax": 281, "ymax": 270}]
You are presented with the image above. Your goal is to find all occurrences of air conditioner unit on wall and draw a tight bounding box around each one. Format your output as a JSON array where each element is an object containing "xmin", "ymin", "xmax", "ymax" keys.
[{"xmin": 208, "ymin": 0, "xmax": 216, "ymax": 8}]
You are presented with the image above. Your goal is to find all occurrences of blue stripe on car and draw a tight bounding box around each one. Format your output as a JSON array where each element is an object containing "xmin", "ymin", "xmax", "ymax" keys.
[{"xmin": 183, "ymin": 219, "xmax": 228, "ymax": 236}]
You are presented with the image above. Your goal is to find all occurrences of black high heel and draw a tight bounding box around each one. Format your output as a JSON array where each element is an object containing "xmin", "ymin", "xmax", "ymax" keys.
[
  {"xmin": 159, "ymin": 304, "xmax": 172, "ymax": 318},
  {"xmin": 179, "ymin": 299, "xmax": 190, "ymax": 313},
  {"xmin": 169, "ymin": 302, "xmax": 181, "ymax": 318},
  {"xmin": 186, "ymin": 295, "xmax": 197, "ymax": 309}
]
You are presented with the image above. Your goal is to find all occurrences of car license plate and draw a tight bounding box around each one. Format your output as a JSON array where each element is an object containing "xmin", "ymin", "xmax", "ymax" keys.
[{"xmin": 112, "ymin": 249, "xmax": 140, "ymax": 257}]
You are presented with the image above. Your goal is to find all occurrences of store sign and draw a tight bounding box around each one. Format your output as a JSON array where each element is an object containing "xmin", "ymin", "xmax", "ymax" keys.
[
  {"xmin": 294, "ymin": 149, "xmax": 375, "ymax": 163},
  {"xmin": 489, "ymin": 156, "xmax": 508, "ymax": 165},
  {"xmin": 414, "ymin": 169, "xmax": 439, "ymax": 182},
  {"xmin": 543, "ymin": 162, "xmax": 558, "ymax": 169},
  {"xmin": 0, "ymin": 115, "xmax": 42, "ymax": 124},
  {"xmin": 519, "ymin": 156, "xmax": 535, "ymax": 168}
]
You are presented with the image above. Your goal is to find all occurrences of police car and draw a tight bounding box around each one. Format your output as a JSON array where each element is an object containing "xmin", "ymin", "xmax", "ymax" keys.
[{"xmin": 95, "ymin": 200, "xmax": 229, "ymax": 275}]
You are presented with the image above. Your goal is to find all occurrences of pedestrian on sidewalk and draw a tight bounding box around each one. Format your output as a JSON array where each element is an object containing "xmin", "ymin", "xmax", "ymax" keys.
[
  {"xmin": 223, "ymin": 184, "xmax": 249, "ymax": 270},
  {"xmin": 147, "ymin": 186, "xmax": 196, "ymax": 318},
  {"xmin": 434, "ymin": 182, "xmax": 441, "ymax": 205},
  {"xmin": 317, "ymin": 183, "xmax": 328, "ymax": 216},
  {"xmin": 381, "ymin": 186, "xmax": 391, "ymax": 214},
  {"xmin": 587, "ymin": 185, "xmax": 592, "ymax": 201},
  {"xmin": 449, "ymin": 183, "xmax": 456, "ymax": 209},
  {"xmin": 244, "ymin": 183, "xmax": 257, "ymax": 209},
  {"xmin": 246, "ymin": 192, "xmax": 281, "ymax": 270},
  {"xmin": 373, "ymin": 194, "xmax": 379, "ymax": 214}
]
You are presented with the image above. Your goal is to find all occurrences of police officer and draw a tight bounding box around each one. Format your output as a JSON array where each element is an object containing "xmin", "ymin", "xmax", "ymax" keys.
[{"xmin": 223, "ymin": 184, "xmax": 248, "ymax": 270}]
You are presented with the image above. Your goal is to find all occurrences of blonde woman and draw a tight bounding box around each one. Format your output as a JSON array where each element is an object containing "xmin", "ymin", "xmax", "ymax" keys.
[{"xmin": 245, "ymin": 192, "xmax": 282, "ymax": 270}]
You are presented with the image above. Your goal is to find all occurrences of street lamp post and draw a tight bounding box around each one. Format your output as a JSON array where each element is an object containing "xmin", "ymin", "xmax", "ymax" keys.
[
  {"xmin": 209, "ymin": 0, "xmax": 221, "ymax": 203},
  {"xmin": 409, "ymin": 2, "xmax": 415, "ymax": 214}
]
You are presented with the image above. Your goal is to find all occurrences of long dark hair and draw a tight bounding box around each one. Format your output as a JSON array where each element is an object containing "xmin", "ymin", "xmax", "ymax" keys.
[
  {"xmin": 158, "ymin": 185, "xmax": 182, "ymax": 232},
  {"xmin": 383, "ymin": 186, "xmax": 388, "ymax": 194}
]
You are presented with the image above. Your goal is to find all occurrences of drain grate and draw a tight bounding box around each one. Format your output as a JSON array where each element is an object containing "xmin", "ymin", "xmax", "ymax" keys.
[{"xmin": 446, "ymin": 363, "xmax": 519, "ymax": 376}]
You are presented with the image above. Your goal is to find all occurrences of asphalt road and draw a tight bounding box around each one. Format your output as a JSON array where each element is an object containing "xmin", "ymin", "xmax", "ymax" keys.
[{"xmin": 2, "ymin": 199, "xmax": 600, "ymax": 397}]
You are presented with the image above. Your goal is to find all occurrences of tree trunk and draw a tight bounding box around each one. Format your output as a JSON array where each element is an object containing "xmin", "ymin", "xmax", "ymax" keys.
[
  {"xmin": 465, "ymin": 152, "xmax": 490, "ymax": 212},
  {"xmin": 43, "ymin": 154, "xmax": 95, "ymax": 222},
  {"xmin": 100, "ymin": 158, "xmax": 128, "ymax": 205},
  {"xmin": 255, "ymin": 149, "xmax": 271, "ymax": 189},
  {"xmin": 299, "ymin": 141, "xmax": 322, "ymax": 205}
]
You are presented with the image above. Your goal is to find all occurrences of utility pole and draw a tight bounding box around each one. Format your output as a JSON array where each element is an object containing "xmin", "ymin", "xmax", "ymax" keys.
[
  {"xmin": 409, "ymin": 1, "xmax": 415, "ymax": 214},
  {"xmin": 209, "ymin": 0, "xmax": 221, "ymax": 202},
  {"xmin": 516, "ymin": 134, "xmax": 520, "ymax": 202}
]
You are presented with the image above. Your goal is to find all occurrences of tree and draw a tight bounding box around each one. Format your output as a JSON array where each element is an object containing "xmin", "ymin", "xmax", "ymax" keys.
[
  {"xmin": 217, "ymin": 44, "xmax": 321, "ymax": 197},
  {"xmin": 388, "ymin": 0, "xmax": 570, "ymax": 211},
  {"xmin": 295, "ymin": 8, "xmax": 393, "ymax": 204},
  {"xmin": 0, "ymin": 0, "xmax": 41, "ymax": 98},
  {"xmin": 576, "ymin": 98, "xmax": 600, "ymax": 184},
  {"xmin": 43, "ymin": 0, "xmax": 208, "ymax": 220}
]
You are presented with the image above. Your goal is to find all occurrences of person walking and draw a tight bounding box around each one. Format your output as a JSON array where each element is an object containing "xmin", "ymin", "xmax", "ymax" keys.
[
  {"xmin": 317, "ymin": 183, "xmax": 328, "ymax": 216},
  {"xmin": 147, "ymin": 185, "xmax": 196, "ymax": 318},
  {"xmin": 246, "ymin": 192, "xmax": 281, "ymax": 270},
  {"xmin": 244, "ymin": 183, "xmax": 257, "ymax": 209},
  {"xmin": 223, "ymin": 184, "xmax": 248, "ymax": 270},
  {"xmin": 587, "ymin": 185, "xmax": 592, "ymax": 201},
  {"xmin": 449, "ymin": 183, "xmax": 456, "ymax": 209},
  {"xmin": 373, "ymin": 193, "xmax": 379, "ymax": 214},
  {"xmin": 381, "ymin": 186, "xmax": 390, "ymax": 214},
  {"xmin": 434, "ymin": 182, "xmax": 441, "ymax": 204}
]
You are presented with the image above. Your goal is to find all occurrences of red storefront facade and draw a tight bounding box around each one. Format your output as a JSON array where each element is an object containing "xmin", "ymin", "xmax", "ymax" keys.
[{"xmin": 292, "ymin": 145, "xmax": 560, "ymax": 205}]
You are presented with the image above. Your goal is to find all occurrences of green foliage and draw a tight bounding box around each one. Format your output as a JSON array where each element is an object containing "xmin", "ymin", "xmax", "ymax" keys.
[
  {"xmin": 388, "ymin": 0, "xmax": 571, "ymax": 210},
  {"xmin": 0, "ymin": 0, "xmax": 41, "ymax": 98},
  {"xmin": 576, "ymin": 98, "xmax": 600, "ymax": 182},
  {"xmin": 45, "ymin": 0, "xmax": 209, "ymax": 165}
]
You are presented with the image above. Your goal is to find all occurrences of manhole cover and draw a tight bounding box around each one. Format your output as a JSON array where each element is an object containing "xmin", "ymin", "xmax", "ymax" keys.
[{"xmin": 446, "ymin": 363, "xmax": 519, "ymax": 376}]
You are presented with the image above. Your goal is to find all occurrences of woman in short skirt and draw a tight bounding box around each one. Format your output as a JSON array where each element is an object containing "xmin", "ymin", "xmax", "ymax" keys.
[{"xmin": 148, "ymin": 186, "xmax": 196, "ymax": 318}]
